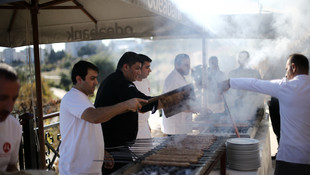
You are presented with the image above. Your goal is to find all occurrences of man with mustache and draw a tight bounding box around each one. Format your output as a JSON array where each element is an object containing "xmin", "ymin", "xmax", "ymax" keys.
[{"xmin": 0, "ymin": 63, "xmax": 21, "ymax": 172}]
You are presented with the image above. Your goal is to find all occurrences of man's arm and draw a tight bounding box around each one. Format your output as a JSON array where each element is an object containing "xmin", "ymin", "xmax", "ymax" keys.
[
  {"xmin": 82, "ymin": 98, "xmax": 147, "ymax": 123},
  {"xmin": 218, "ymin": 79, "xmax": 230, "ymax": 93}
]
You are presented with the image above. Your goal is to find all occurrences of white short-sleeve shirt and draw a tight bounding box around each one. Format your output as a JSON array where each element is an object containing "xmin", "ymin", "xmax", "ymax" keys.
[
  {"xmin": 134, "ymin": 79, "xmax": 151, "ymax": 139},
  {"xmin": 0, "ymin": 115, "xmax": 22, "ymax": 171},
  {"xmin": 59, "ymin": 88, "xmax": 104, "ymax": 175}
]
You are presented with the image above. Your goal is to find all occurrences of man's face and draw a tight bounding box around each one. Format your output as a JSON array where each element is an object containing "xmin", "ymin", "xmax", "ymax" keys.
[
  {"xmin": 238, "ymin": 52, "xmax": 249, "ymax": 67},
  {"xmin": 209, "ymin": 59, "xmax": 218, "ymax": 69},
  {"xmin": 0, "ymin": 77, "xmax": 20, "ymax": 122},
  {"xmin": 79, "ymin": 69, "xmax": 98, "ymax": 96},
  {"xmin": 137, "ymin": 61, "xmax": 151, "ymax": 81},
  {"xmin": 285, "ymin": 59, "xmax": 295, "ymax": 80},
  {"xmin": 123, "ymin": 62, "xmax": 141, "ymax": 81},
  {"xmin": 177, "ymin": 58, "xmax": 191, "ymax": 76}
]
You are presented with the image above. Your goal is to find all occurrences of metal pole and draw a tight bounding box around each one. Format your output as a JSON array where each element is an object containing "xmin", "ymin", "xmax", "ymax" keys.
[
  {"xmin": 201, "ymin": 37, "xmax": 208, "ymax": 108},
  {"xmin": 30, "ymin": 0, "xmax": 46, "ymax": 169}
]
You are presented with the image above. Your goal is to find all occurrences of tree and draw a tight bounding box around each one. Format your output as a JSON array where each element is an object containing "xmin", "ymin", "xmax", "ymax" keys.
[
  {"xmin": 59, "ymin": 72, "xmax": 71, "ymax": 91},
  {"xmin": 89, "ymin": 53, "xmax": 115, "ymax": 83},
  {"xmin": 47, "ymin": 49, "xmax": 66, "ymax": 64},
  {"xmin": 77, "ymin": 44, "xmax": 97, "ymax": 57}
]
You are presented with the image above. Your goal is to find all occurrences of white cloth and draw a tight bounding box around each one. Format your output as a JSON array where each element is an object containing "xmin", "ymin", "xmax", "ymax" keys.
[
  {"xmin": 59, "ymin": 88, "xmax": 104, "ymax": 175},
  {"xmin": 0, "ymin": 115, "xmax": 22, "ymax": 171},
  {"xmin": 134, "ymin": 79, "xmax": 151, "ymax": 139},
  {"xmin": 161, "ymin": 69, "xmax": 192, "ymax": 135},
  {"xmin": 230, "ymin": 75, "xmax": 310, "ymax": 164}
]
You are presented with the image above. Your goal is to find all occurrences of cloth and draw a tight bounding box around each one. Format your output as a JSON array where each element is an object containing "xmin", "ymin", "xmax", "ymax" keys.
[
  {"xmin": 134, "ymin": 79, "xmax": 151, "ymax": 139},
  {"xmin": 230, "ymin": 75, "xmax": 310, "ymax": 164},
  {"xmin": 268, "ymin": 97, "xmax": 281, "ymax": 144},
  {"xmin": 0, "ymin": 115, "xmax": 22, "ymax": 172},
  {"xmin": 161, "ymin": 69, "xmax": 192, "ymax": 135},
  {"xmin": 274, "ymin": 160, "xmax": 310, "ymax": 175},
  {"xmin": 59, "ymin": 88, "xmax": 104, "ymax": 175}
]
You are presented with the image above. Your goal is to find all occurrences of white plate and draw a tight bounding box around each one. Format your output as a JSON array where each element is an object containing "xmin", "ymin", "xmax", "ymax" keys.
[{"xmin": 226, "ymin": 138, "xmax": 259, "ymax": 145}]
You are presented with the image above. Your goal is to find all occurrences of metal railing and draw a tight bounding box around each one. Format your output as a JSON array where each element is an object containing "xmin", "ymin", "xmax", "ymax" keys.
[{"xmin": 19, "ymin": 111, "xmax": 61, "ymax": 172}]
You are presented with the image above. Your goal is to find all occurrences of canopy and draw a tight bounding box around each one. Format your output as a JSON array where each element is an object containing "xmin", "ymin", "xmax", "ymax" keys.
[
  {"xmin": 0, "ymin": 0, "xmax": 203, "ymax": 47},
  {"xmin": 0, "ymin": 0, "xmax": 203, "ymax": 169}
]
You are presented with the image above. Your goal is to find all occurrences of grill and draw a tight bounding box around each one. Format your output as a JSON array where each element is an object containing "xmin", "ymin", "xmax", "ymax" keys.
[
  {"xmin": 112, "ymin": 135, "xmax": 227, "ymax": 175},
  {"xmin": 109, "ymin": 108, "xmax": 265, "ymax": 175},
  {"xmin": 195, "ymin": 107, "xmax": 264, "ymax": 138}
]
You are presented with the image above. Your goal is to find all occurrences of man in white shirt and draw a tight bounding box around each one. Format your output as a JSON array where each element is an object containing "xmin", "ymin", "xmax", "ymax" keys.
[
  {"xmin": 59, "ymin": 60, "xmax": 147, "ymax": 175},
  {"xmin": 228, "ymin": 50, "xmax": 263, "ymax": 121},
  {"xmin": 220, "ymin": 53, "xmax": 310, "ymax": 175},
  {"xmin": 206, "ymin": 56, "xmax": 227, "ymax": 113},
  {"xmin": 161, "ymin": 53, "xmax": 192, "ymax": 135},
  {"xmin": 134, "ymin": 54, "xmax": 152, "ymax": 139},
  {"xmin": 0, "ymin": 63, "xmax": 21, "ymax": 172}
]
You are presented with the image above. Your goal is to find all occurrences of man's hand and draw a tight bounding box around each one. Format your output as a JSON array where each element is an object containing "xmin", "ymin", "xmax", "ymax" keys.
[
  {"xmin": 125, "ymin": 98, "xmax": 148, "ymax": 112},
  {"xmin": 104, "ymin": 150, "xmax": 114, "ymax": 169},
  {"xmin": 217, "ymin": 79, "xmax": 230, "ymax": 94}
]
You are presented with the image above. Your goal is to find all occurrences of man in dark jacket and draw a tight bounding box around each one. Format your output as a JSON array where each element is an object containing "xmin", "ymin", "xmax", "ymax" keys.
[{"xmin": 95, "ymin": 51, "xmax": 159, "ymax": 174}]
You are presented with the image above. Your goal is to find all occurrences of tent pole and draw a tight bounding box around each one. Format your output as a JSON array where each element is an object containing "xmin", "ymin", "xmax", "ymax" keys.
[
  {"xmin": 202, "ymin": 37, "xmax": 208, "ymax": 108},
  {"xmin": 30, "ymin": 0, "xmax": 46, "ymax": 169}
]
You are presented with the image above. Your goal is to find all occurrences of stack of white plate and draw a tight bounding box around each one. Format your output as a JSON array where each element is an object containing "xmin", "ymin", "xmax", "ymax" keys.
[{"xmin": 226, "ymin": 138, "xmax": 261, "ymax": 171}]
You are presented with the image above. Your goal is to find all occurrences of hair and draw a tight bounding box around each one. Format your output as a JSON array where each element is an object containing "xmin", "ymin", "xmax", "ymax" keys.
[
  {"xmin": 174, "ymin": 53, "xmax": 190, "ymax": 67},
  {"xmin": 239, "ymin": 50, "xmax": 250, "ymax": 58},
  {"xmin": 71, "ymin": 60, "xmax": 98, "ymax": 85},
  {"xmin": 288, "ymin": 53, "xmax": 309, "ymax": 74},
  {"xmin": 209, "ymin": 56, "xmax": 218, "ymax": 65},
  {"xmin": 116, "ymin": 51, "xmax": 142, "ymax": 70},
  {"xmin": 0, "ymin": 63, "xmax": 18, "ymax": 81},
  {"xmin": 138, "ymin": 54, "xmax": 152, "ymax": 65}
]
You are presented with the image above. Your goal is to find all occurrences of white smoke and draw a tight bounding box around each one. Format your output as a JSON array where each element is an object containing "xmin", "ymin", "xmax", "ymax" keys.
[{"xmin": 166, "ymin": 0, "xmax": 310, "ymax": 136}]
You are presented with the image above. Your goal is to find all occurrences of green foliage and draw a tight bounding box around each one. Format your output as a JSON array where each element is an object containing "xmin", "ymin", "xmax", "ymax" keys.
[
  {"xmin": 89, "ymin": 52, "xmax": 116, "ymax": 83},
  {"xmin": 13, "ymin": 77, "xmax": 56, "ymax": 114},
  {"xmin": 77, "ymin": 44, "xmax": 98, "ymax": 57},
  {"xmin": 47, "ymin": 49, "xmax": 66, "ymax": 64},
  {"xmin": 15, "ymin": 65, "xmax": 29, "ymax": 83},
  {"xmin": 59, "ymin": 55, "xmax": 74, "ymax": 69},
  {"xmin": 59, "ymin": 72, "xmax": 71, "ymax": 91},
  {"xmin": 41, "ymin": 64, "xmax": 57, "ymax": 72}
]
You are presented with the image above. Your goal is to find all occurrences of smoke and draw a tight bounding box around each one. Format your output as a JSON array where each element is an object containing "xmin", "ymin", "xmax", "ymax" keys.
[
  {"xmin": 171, "ymin": 0, "xmax": 310, "ymax": 69},
  {"xmin": 164, "ymin": 0, "xmax": 310, "ymax": 136}
]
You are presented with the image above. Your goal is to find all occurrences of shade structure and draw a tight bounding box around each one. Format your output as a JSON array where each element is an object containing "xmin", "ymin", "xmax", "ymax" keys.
[
  {"xmin": 0, "ymin": 0, "xmax": 203, "ymax": 169},
  {"xmin": 0, "ymin": 0, "xmax": 204, "ymax": 47}
]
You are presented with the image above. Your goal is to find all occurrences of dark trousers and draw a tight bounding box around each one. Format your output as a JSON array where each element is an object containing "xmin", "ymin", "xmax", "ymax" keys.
[
  {"xmin": 102, "ymin": 147, "xmax": 133, "ymax": 174},
  {"xmin": 274, "ymin": 160, "xmax": 310, "ymax": 175},
  {"xmin": 268, "ymin": 97, "xmax": 281, "ymax": 144}
]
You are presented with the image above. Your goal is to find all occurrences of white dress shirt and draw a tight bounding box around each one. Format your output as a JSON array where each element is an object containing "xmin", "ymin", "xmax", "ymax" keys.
[{"xmin": 230, "ymin": 75, "xmax": 310, "ymax": 164}]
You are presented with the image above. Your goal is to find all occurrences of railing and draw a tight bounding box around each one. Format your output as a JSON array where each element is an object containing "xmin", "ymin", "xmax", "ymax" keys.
[{"xmin": 19, "ymin": 111, "xmax": 61, "ymax": 172}]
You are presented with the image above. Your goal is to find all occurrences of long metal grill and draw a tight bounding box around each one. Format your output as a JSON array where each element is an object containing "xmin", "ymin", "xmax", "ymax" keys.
[
  {"xmin": 112, "ymin": 135, "xmax": 227, "ymax": 175},
  {"xmin": 196, "ymin": 107, "xmax": 264, "ymax": 138}
]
